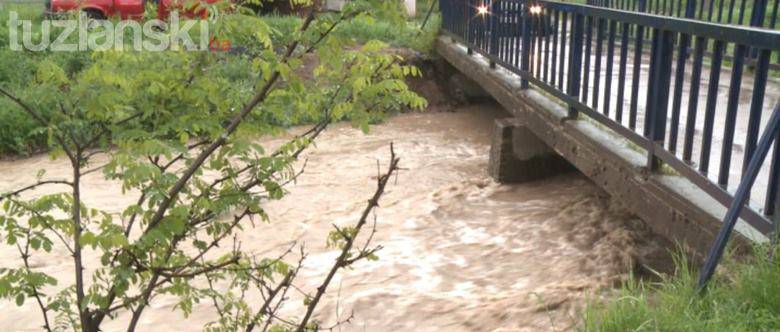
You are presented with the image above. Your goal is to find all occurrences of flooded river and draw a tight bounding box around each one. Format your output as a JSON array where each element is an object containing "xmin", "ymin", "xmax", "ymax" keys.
[{"xmin": 0, "ymin": 101, "xmax": 669, "ymax": 331}]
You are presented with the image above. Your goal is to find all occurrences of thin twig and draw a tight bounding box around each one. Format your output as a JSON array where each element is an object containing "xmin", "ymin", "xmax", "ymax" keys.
[
  {"xmin": 0, "ymin": 180, "xmax": 74, "ymax": 203},
  {"xmin": 295, "ymin": 144, "xmax": 400, "ymax": 332},
  {"xmin": 16, "ymin": 228, "xmax": 54, "ymax": 332}
]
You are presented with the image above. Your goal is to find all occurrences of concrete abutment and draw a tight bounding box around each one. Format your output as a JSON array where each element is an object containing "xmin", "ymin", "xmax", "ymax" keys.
[{"xmin": 489, "ymin": 118, "xmax": 574, "ymax": 183}]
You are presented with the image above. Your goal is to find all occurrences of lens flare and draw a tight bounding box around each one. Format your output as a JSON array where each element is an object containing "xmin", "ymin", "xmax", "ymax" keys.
[
  {"xmin": 529, "ymin": 5, "xmax": 543, "ymax": 14},
  {"xmin": 477, "ymin": 5, "xmax": 489, "ymax": 15}
]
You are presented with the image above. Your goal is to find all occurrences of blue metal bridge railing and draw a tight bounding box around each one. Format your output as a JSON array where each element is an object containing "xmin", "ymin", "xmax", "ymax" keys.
[
  {"xmin": 586, "ymin": 0, "xmax": 780, "ymax": 66},
  {"xmin": 586, "ymin": 0, "xmax": 777, "ymax": 30},
  {"xmin": 440, "ymin": 0, "xmax": 780, "ymax": 238}
]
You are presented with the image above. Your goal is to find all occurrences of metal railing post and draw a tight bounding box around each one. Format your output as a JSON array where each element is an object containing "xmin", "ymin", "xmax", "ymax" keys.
[
  {"xmin": 645, "ymin": 29, "xmax": 675, "ymax": 170},
  {"xmin": 668, "ymin": 0, "xmax": 696, "ymax": 153},
  {"xmin": 520, "ymin": 1, "xmax": 532, "ymax": 89},
  {"xmin": 748, "ymin": 0, "xmax": 768, "ymax": 59},
  {"xmin": 489, "ymin": 0, "xmax": 500, "ymax": 68},
  {"xmin": 467, "ymin": 0, "xmax": 475, "ymax": 55},
  {"xmin": 567, "ymin": 13, "xmax": 585, "ymax": 118},
  {"xmin": 750, "ymin": 0, "xmax": 768, "ymax": 27}
]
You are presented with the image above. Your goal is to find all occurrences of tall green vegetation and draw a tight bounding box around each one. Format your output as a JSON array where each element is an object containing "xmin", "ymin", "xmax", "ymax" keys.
[
  {"xmin": 0, "ymin": 1, "xmax": 438, "ymax": 156},
  {"xmin": 259, "ymin": 10, "xmax": 440, "ymax": 53},
  {"xmin": 583, "ymin": 247, "xmax": 780, "ymax": 331},
  {"xmin": 0, "ymin": 1, "xmax": 426, "ymax": 331}
]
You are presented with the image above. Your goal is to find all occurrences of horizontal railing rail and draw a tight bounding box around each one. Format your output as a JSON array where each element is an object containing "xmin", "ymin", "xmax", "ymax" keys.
[
  {"xmin": 587, "ymin": 0, "xmax": 779, "ymax": 30},
  {"xmin": 440, "ymin": 0, "xmax": 780, "ymax": 236},
  {"xmin": 587, "ymin": 0, "xmax": 780, "ymax": 66}
]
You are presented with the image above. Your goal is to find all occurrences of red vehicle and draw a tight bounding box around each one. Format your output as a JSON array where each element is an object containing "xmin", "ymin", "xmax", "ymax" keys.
[{"xmin": 46, "ymin": 0, "xmax": 221, "ymax": 20}]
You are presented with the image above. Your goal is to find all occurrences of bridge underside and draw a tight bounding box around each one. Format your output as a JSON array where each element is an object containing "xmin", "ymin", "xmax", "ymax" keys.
[{"xmin": 436, "ymin": 36, "xmax": 765, "ymax": 253}]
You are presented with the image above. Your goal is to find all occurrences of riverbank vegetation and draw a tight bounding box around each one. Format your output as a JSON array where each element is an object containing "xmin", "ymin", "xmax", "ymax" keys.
[
  {"xmin": 0, "ymin": 0, "xmax": 439, "ymax": 156},
  {"xmin": 583, "ymin": 246, "xmax": 780, "ymax": 331},
  {"xmin": 0, "ymin": 1, "xmax": 428, "ymax": 330}
]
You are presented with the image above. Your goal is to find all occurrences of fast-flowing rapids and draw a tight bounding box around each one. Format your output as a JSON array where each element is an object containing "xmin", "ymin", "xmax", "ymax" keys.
[{"xmin": 0, "ymin": 101, "xmax": 669, "ymax": 331}]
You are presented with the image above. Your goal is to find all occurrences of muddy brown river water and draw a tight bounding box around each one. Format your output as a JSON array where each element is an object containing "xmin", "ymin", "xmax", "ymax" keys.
[{"xmin": 0, "ymin": 102, "xmax": 669, "ymax": 331}]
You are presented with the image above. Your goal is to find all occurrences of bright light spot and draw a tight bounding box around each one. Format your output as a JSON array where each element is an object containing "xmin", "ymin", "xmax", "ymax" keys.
[
  {"xmin": 529, "ymin": 5, "xmax": 543, "ymax": 14},
  {"xmin": 477, "ymin": 5, "xmax": 489, "ymax": 15}
]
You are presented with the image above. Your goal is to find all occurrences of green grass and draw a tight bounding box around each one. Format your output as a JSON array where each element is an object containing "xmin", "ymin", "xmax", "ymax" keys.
[
  {"xmin": 259, "ymin": 9, "xmax": 440, "ymax": 53},
  {"xmin": 583, "ymin": 247, "xmax": 780, "ymax": 331}
]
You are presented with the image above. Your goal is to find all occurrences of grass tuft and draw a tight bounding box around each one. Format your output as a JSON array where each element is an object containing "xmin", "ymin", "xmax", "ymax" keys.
[{"xmin": 583, "ymin": 246, "xmax": 780, "ymax": 331}]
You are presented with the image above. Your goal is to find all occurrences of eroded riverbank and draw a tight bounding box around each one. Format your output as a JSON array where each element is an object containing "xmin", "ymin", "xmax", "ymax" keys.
[{"xmin": 0, "ymin": 101, "xmax": 669, "ymax": 331}]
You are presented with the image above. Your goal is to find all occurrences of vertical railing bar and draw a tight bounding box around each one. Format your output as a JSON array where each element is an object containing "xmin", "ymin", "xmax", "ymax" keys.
[
  {"xmin": 465, "ymin": 0, "xmax": 472, "ymax": 53},
  {"xmin": 551, "ymin": 10, "xmax": 559, "ymax": 86},
  {"xmin": 518, "ymin": 2, "xmax": 525, "ymax": 67},
  {"xmin": 521, "ymin": 0, "xmax": 531, "ymax": 89},
  {"xmin": 737, "ymin": 0, "xmax": 747, "ymax": 24},
  {"xmin": 717, "ymin": 44, "xmax": 748, "ymax": 187},
  {"xmin": 629, "ymin": 0, "xmax": 646, "ymax": 130},
  {"xmin": 593, "ymin": 18, "xmax": 605, "ymax": 110},
  {"xmin": 698, "ymin": 0, "xmax": 706, "ymax": 19},
  {"xmin": 489, "ymin": 0, "xmax": 500, "ymax": 68},
  {"xmin": 501, "ymin": 1, "xmax": 508, "ymax": 63},
  {"xmin": 544, "ymin": 8, "xmax": 552, "ymax": 82},
  {"xmin": 474, "ymin": 0, "xmax": 481, "ymax": 50},
  {"xmin": 748, "ymin": 0, "xmax": 768, "ymax": 59},
  {"xmin": 568, "ymin": 13, "xmax": 585, "ymax": 118},
  {"xmin": 529, "ymin": 9, "xmax": 536, "ymax": 74},
  {"xmin": 482, "ymin": 2, "xmax": 489, "ymax": 50},
  {"xmin": 604, "ymin": 19, "xmax": 617, "ymax": 117},
  {"xmin": 644, "ymin": 29, "xmax": 661, "ymax": 137},
  {"xmin": 536, "ymin": 12, "xmax": 544, "ymax": 78},
  {"xmin": 509, "ymin": 2, "xmax": 522, "ymax": 67},
  {"xmin": 668, "ymin": 32, "xmax": 689, "ymax": 153},
  {"xmin": 583, "ymin": 16, "xmax": 594, "ymax": 104},
  {"xmin": 558, "ymin": 12, "xmax": 569, "ymax": 91},
  {"xmin": 727, "ymin": 0, "xmax": 736, "ymax": 24},
  {"xmin": 647, "ymin": 0, "xmax": 655, "ymax": 40},
  {"xmin": 473, "ymin": 0, "xmax": 481, "ymax": 50},
  {"xmin": 616, "ymin": 21, "xmax": 630, "ymax": 125},
  {"xmin": 509, "ymin": 1, "xmax": 515, "ymax": 62},
  {"xmin": 717, "ymin": 0, "xmax": 726, "ymax": 22},
  {"xmin": 675, "ymin": 0, "xmax": 683, "ymax": 17},
  {"xmin": 647, "ymin": 29, "xmax": 676, "ymax": 170},
  {"xmin": 699, "ymin": 40, "xmax": 725, "ymax": 175},
  {"xmin": 745, "ymin": 50, "xmax": 771, "ymax": 179},
  {"xmin": 707, "ymin": 0, "xmax": 716, "ymax": 21},
  {"xmin": 669, "ymin": 0, "xmax": 696, "ymax": 153},
  {"xmin": 497, "ymin": 2, "xmax": 504, "ymax": 62},
  {"xmin": 683, "ymin": 36, "xmax": 706, "ymax": 162}
]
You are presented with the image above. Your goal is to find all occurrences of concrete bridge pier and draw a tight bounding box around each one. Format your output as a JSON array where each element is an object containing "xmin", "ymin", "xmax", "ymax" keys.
[{"xmin": 489, "ymin": 118, "xmax": 573, "ymax": 183}]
